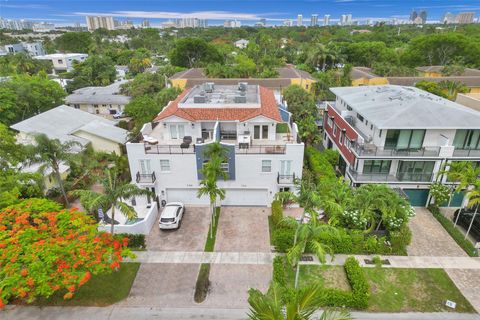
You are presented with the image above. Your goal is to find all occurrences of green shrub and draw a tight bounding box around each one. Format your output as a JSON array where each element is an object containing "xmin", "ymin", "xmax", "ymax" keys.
[
  {"xmin": 271, "ymin": 200, "xmax": 284, "ymax": 226},
  {"xmin": 428, "ymin": 205, "xmax": 478, "ymax": 257},
  {"xmin": 315, "ymin": 228, "xmax": 353, "ymax": 254},
  {"xmin": 117, "ymin": 233, "xmax": 146, "ymax": 250},
  {"xmin": 389, "ymin": 224, "xmax": 412, "ymax": 255},
  {"xmin": 272, "ymin": 256, "xmax": 286, "ymax": 286},
  {"xmin": 6, "ymin": 198, "xmax": 63, "ymax": 213},
  {"xmin": 344, "ymin": 256, "xmax": 369, "ymax": 309},
  {"xmin": 272, "ymin": 227, "xmax": 295, "ymax": 252},
  {"xmin": 363, "ymin": 235, "xmax": 380, "ymax": 254},
  {"xmin": 305, "ymin": 146, "xmax": 338, "ymax": 184}
]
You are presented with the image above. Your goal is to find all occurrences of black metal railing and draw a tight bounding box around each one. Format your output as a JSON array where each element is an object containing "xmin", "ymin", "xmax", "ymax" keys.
[
  {"xmin": 235, "ymin": 145, "xmax": 286, "ymax": 154},
  {"xmin": 277, "ymin": 172, "xmax": 295, "ymax": 184},
  {"xmin": 453, "ymin": 148, "xmax": 480, "ymax": 157},
  {"xmin": 144, "ymin": 144, "xmax": 195, "ymax": 154},
  {"xmin": 136, "ymin": 171, "xmax": 156, "ymax": 183},
  {"xmin": 220, "ymin": 131, "xmax": 237, "ymax": 140},
  {"xmin": 352, "ymin": 144, "xmax": 440, "ymax": 157}
]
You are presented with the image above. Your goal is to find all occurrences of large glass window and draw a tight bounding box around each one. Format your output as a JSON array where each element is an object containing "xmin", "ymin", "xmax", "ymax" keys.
[
  {"xmin": 453, "ymin": 130, "xmax": 480, "ymax": 150},
  {"xmin": 385, "ymin": 129, "xmax": 425, "ymax": 150},
  {"xmin": 363, "ymin": 160, "xmax": 391, "ymax": 174},
  {"xmin": 396, "ymin": 161, "xmax": 435, "ymax": 182},
  {"xmin": 169, "ymin": 124, "xmax": 185, "ymax": 139}
]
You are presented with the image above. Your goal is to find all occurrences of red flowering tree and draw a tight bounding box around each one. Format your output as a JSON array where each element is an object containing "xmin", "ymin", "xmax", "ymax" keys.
[{"xmin": 0, "ymin": 202, "xmax": 134, "ymax": 308}]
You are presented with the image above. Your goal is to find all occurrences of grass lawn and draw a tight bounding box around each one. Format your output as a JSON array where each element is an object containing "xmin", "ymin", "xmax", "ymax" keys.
[
  {"xmin": 294, "ymin": 265, "xmax": 475, "ymax": 313},
  {"xmin": 33, "ymin": 263, "xmax": 140, "ymax": 306}
]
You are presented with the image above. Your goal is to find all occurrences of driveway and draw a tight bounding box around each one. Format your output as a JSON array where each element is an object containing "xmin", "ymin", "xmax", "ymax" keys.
[
  {"xmin": 215, "ymin": 207, "xmax": 271, "ymax": 252},
  {"xmin": 120, "ymin": 263, "xmax": 199, "ymax": 307},
  {"xmin": 408, "ymin": 207, "xmax": 467, "ymax": 257},
  {"xmin": 146, "ymin": 206, "xmax": 210, "ymax": 251},
  {"xmin": 445, "ymin": 269, "xmax": 480, "ymax": 313}
]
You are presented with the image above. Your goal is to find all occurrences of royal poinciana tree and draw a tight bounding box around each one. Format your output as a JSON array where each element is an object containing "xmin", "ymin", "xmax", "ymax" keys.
[{"xmin": 0, "ymin": 199, "xmax": 133, "ymax": 308}]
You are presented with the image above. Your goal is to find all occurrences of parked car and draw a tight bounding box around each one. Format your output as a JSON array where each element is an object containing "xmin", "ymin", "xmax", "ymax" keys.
[
  {"xmin": 113, "ymin": 111, "xmax": 126, "ymax": 119},
  {"xmin": 159, "ymin": 202, "xmax": 185, "ymax": 230},
  {"xmin": 453, "ymin": 208, "xmax": 480, "ymax": 242}
]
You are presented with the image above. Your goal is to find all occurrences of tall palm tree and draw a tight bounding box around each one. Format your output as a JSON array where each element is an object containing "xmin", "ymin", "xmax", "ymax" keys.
[
  {"xmin": 247, "ymin": 283, "xmax": 352, "ymax": 320},
  {"xmin": 464, "ymin": 180, "xmax": 480, "ymax": 240},
  {"xmin": 71, "ymin": 168, "xmax": 153, "ymax": 234},
  {"xmin": 27, "ymin": 133, "xmax": 80, "ymax": 206}
]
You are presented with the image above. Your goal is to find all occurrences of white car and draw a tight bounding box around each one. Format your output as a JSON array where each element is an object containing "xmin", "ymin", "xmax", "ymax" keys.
[{"xmin": 159, "ymin": 202, "xmax": 185, "ymax": 230}]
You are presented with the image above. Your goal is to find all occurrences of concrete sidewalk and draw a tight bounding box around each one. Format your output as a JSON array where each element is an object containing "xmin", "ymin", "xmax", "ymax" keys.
[
  {"xmin": 129, "ymin": 251, "xmax": 480, "ymax": 269},
  {"xmin": 3, "ymin": 306, "xmax": 480, "ymax": 320}
]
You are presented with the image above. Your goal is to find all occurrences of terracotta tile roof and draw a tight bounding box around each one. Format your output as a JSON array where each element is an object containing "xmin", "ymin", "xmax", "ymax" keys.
[{"xmin": 154, "ymin": 86, "xmax": 282, "ymax": 123}]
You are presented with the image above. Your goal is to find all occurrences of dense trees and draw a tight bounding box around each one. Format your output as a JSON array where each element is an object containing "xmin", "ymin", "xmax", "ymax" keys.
[
  {"xmin": 65, "ymin": 55, "xmax": 117, "ymax": 92},
  {"xmin": 0, "ymin": 53, "xmax": 52, "ymax": 76},
  {"xmin": 169, "ymin": 37, "xmax": 223, "ymax": 68},
  {"xmin": 55, "ymin": 32, "xmax": 94, "ymax": 53}
]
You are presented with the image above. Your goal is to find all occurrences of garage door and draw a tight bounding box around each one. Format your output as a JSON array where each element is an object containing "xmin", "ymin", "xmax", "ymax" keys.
[
  {"xmin": 440, "ymin": 191, "xmax": 465, "ymax": 207},
  {"xmin": 403, "ymin": 189, "xmax": 429, "ymax": 207},
  {"xmin": 222, "ymin": 189, "xmax": 268, "ymax": 207},
  {"xmin": 166, "ymin": 188, "xmax": 208, "ymax": 205}
]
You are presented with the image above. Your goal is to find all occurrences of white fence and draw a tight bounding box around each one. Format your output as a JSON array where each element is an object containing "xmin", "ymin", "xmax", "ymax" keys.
[{"xmin": 98, "ymin": 202, "xmax": 159, "ymax": 235}]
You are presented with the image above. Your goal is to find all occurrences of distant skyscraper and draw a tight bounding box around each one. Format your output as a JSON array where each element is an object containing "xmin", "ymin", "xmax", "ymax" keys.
[
  {"xmin": 442, "ymin": 12, "xmax": 456, "ymax": 24},
  {"xmin": 323, "ymin": 14, "xmax": 330, "ymax": 26},
  {"xmin": 311, "ymin": 14, "xmax": 318, "ymax": 26},
  {"xmin": 86, "ymin": 16, "xmax": 115, "ymax": 31},
  {"xmin": 297, "ymin": 14, "xmax": 303, "ymax": 26},
  {"xmin": 340, "ymin": 14, "xmax": 352, "ymax": 26},
  {"xmin": 141, "ymin": 19, "xmax": 150, "ymax": 28},
  {"xmin": 224, "ymin": 19, "xmax": 241, "ymax": 28},
  {"xmin": 175, "ymin": 17, "xmax": 208, "ymax": 28},
  {"xmin": 410, "ymin": 10, "xmax": 418, "ymax": 22},
  {"xmin": 419, "ymin": 10, "xmax": 427, "ymax": 24},
  {"xmin": 456, "ymin": 12, "xmax": 475, "ymax": 24},
  {"xmin": 283, "ymin": 19, "xmax": 294, "ymax": 27}
]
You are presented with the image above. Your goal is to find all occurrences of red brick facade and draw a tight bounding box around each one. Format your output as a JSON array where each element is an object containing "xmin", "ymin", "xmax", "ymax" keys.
[{"xmin": 324, "ymin": 104, "xmax": 358, "ymax": 165}]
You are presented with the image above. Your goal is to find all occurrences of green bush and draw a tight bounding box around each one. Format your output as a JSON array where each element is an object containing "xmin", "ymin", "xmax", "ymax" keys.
[
  {"xmin": 272, "ymin": 227, "xmax": 295, "ymax": 252},
  {"xmin": 271, "ymin": 200, "xmax": 284, "ymax": 226},
  {"xmin": 389, "ymin": 224, "xmax": 412, "ymax": 255},
  {"xmin": 363, "ymin": 235, "xmax": 380, "ymax": 254},
  {"xmin": 6, "ymin": 198, "xmax": 63, "ymax": 213},
  {"xmin": 315, "ymin": 228, "xmax": 353, "ymax": 253},
  {"xmin": 272, "ymin": 256, "xmax": 286, "ymax": 286},
  {"xmin": 344, "ymin": 256, "xmax": 370, "ymax": 309},
  {"xmin": 428, "ymin": 205, "xmax": 478, "ymax": 257},
  {"xmin": 117, "ymin": 233, "xmax": 146, "ymax": 250},
  {"xmin": 305, "ymin": 146, "xmax": 338, "ymax": 183}
]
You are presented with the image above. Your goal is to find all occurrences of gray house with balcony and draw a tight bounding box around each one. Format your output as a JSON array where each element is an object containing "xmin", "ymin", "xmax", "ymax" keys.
[{"xmin": 323, "ymin": 85, "xmax": 480, "ymax": 206}]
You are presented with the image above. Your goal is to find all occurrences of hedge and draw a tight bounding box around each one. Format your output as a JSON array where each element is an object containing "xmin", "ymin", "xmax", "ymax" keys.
[
  {"xmin": 304, "ymin": 147, "xmax": 338, "ymax": 183},
  {"xmin": 428, "ymin": 205, "xmax": 478, "ymax": 257},
  {"xmin": 117, "ymin": 233, "xmax": 146, "ymax": 250},
  {"xmin": 271, "ymin": 200, "xmax": 284, "ymax": 226},
  {"xmin": 272, "ymin": 256, "xmax": 286, "ymax": 286}
]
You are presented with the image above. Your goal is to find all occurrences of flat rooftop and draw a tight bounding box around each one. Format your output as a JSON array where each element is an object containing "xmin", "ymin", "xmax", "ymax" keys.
[
  {"xmin": 330, "ymin": 85, "xmax": 480, "ymax": 129},
  {"xmin": 179, "ymin": 83, "xmax": 260, "ymax": 108}
]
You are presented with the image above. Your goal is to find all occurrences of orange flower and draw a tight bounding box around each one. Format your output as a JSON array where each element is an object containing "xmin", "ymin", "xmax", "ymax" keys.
[
  {"xmin": 0, "ymin": 297, "xmax": 5, "ymax": 309},
  {"xmin": 67, "ymin": 285, "xmax": 75, "ymax": 293},
  {"xmin": 20, "ymin": 269, "xmax": 28, "ymax": 277},
  {"xmin": 63, "ymin": 292, "xmax": 73, "ymax": 300},
  {"xmin": 122, "ymin": 237, "xmax": 129, "ymax": 247},
  {"xmin": 113, "ymin": 241, "xmax": 121, "ymax": 250},
  {"xmin": 79, "ymin": 271, "xmax": 91, "ymax": 286},
  {"xmin": 109, "ymin": 261, "xmax": 120, "ymax": 269},
  {"xmin": 26, "ymin": 278, "xmax": 34, "ymax": 286},
  {"xmin": 0, "ymin": 243, "xmax": 6, "ymax": 248}
]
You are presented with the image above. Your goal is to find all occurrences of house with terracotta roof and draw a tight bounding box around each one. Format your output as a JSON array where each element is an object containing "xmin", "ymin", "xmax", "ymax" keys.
[{"xmin": 125, "ymin": 83, "xmax": 304, "ymax": 207}]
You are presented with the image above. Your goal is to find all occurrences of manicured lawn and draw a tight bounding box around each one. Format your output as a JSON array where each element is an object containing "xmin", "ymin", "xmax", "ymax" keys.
[
  {"xmin": 294, "ymin": 265, "xmax": 475, "ymax": 313},
  {"xmin": 34, "ymin": 263, "xmax": 140, "ymax": 306},
  {"xmin": 204, "ymin": 207, "xmax": 220, "ymax": 252}
]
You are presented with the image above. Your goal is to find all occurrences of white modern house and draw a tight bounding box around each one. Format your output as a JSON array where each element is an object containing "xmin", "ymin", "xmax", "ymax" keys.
[
  {"xmin": 1, "ymin": 42, "xmax": 45, "ymax": 56},
  {"xmin": 65, "ymin": 80, "xmax": 131, "ymax": 119},
  {"xmin": 126, "ymin": 83, "xmax": 304, "ymax": 207},
  {"xmin": 323, "ymin": 85, "xmax": 480, "ymax": 207},
  {"xmin": 234, "ymin": 39, "xmax": 249, "ymax": 49},
  {"xmin": 34, "ymin": 53, "xmax": 88, "ymax": 72}
]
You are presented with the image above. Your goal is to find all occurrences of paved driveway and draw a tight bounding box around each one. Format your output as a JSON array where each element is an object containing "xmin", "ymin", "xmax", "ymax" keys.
[
  {"xmin": 146, "ymin": 206, "xmax": 210, "ymax": 251},
  {"xmin": 215, "ymin": 207, "xmax": 271, "ymax": 252},
  {"xmin": 446, "ymin": 269, "xmax": 480, "ymax": 313},
  {"xmin": 408, "ymin": 207, "xmax": 467, "ymax": 257}
]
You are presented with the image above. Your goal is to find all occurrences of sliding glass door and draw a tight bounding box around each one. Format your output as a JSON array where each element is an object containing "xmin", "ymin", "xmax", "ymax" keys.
[
  {"xmin": 385, "ymin": 129, "xmax": 425, "ymax": 150},
  {"xmin": 396, "ymin": 161, "xmax": 434, "ymax": 182}
]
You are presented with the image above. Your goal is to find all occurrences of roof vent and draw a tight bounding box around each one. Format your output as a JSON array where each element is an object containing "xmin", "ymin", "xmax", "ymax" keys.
[
  {"xmin": 204, "ymin": 82, "xmax": 215, "ymax": 93},
  {"xmin": 238, "ymin": 82, "xmax": 248, "ymax": 91}
]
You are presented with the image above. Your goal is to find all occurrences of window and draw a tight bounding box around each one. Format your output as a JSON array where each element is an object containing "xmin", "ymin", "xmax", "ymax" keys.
[
  {"xmin": 327, "ymin": 117, "xmax": 333, "ymax": 128},
  {"xmin": 139, "ymin": 159, "xmax": 151, "ymax": 174},
  {"xmin": 365, "ymin": 120, "xmax": 368, "ymax": 126},
  {"xmin": 385, "ymin": 129, "xmax": 425, "ymax": 150},
  {"xmin": 356, "ymin": 113, "xmax": 364, "ymax": 122},
  {"xmin": 169, "ymin": 124, "xmax": 185, "ymax": 139},
  {"xmin": 370, "ymin": 124, "xmax": 373, "ymax": 130},
  {"xmin": 254, "ymin": 125, "xmax": 269, "ymax": 139},
  {"xmin": 94, "ymin": 104, "xmax": 98, "ymax": 108},
  {"xmin": 396, "ymin": 161, "xmax": 435, "ymax": 182},
  {"xmin": 261, "ymin": 160, "xmax": 272, "ymax": 173},
  {"xmin": 220, "ymin": 162, "xmax": 229, "ymax": 173},
  {"xmin": 346, "ymin": 105, "xmax": 352, "ymax": 111},
  {"xmin": 453, "ymin": 130, "xmax": 480, "ymax": 150},
  {"xmin": 333, "ymin": 125, "xmax": 338, "ymax": 137},
  {"xmin": 346, "ymin": 139, "xmax": 353, "ymax": 149},
  {"xmin": 339, "ymin": 131, "xmax": 345, "ymax": 145},
  {"xmin": 57, "ymin": 59, "xmax": 63, "ymax": 64},
  {"xmin": 363, "ymin": 160, "xmax": 391, "ymax": 174},
  {"xmin": 280, "ymin": 160, "xmax": 292, "ymax": 176},
  {"xmin": 160, "ymin": 160, "xmax": 170, "ymax": 172},
  {"xmin": 379, "ymin": 129, "xmax": 382, "ymax": 137},
  {"xmin": 73, "ymin": 104, "xmax": 80, "ymax": 109}
]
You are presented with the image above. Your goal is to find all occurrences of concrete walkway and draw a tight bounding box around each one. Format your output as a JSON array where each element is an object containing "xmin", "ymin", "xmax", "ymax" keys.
[
  {"xmin": 129, "ymin": 251, "xmax": 480, "ymax": 269},
  {"xmin": 3, "ymin": 306, "xmax": 480, "ymax": 320}
]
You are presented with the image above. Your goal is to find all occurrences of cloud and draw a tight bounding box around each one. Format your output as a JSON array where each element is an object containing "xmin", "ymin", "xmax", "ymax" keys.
[{"xmin": 73, "ymin": 10, "xmax": 283, "ymax": 21}]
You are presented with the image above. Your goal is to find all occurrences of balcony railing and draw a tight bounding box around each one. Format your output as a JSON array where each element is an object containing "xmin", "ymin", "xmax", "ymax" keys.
[
  {"xmin": 136, "ymin": 171, "xmax": 156, "ymax": 184},
  {"xmin": 348, "ymin": 168, "xmax": 434, "ymax": 183},
  {"xmin": 220, "ymin": 131, "xmax": 237, "ymax": 140},
  {"xmin": 277, "ymin": 172, "xmax": 295, "ymax": 184},
  {"xmin": 235, "ymin": 145, "xmax": 286, "ymax": 154},
  {"xmin": 352, "ymin": 144, "xmax": 440, "ymax": 157},
  {"xmin": 144, "ymin": 144, "xmax": 195, "ymax": 154},
  {"xmin": 395, "ymin": 172, "xmax": 433, "ymax": 182},
  {"xmin": 453, "ymin": 148, "xmax": 480, "ymax": 157}
]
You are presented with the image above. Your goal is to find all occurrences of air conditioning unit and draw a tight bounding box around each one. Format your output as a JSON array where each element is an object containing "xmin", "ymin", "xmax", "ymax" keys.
[
  {"xmin": 193, "ymin": 95, "xmax": 206, "ymax": 103},
  {"xmin": 234, "ymin": 95, "xmax": 247, "ymax": 103},
  {"xmin": 238, "ymin": 82, "xmax": 248, "ymax": 91},
  {"xmin": 204, "ymin": 82, "xmax": 215, "ymax": 93}
]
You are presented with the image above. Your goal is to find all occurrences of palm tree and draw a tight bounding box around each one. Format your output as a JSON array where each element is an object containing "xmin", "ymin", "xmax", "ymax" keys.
[
  {"xmin": 198, "ymin": 173, "xmax": 226, "ymax": 238},
  {"xmin": 247, "ymin": 283, "xmax": 352, "ymax": 320},
  {"xmin": 71, "ymin": 168, "xmax": 153, "ymax": 234},
  {"xmin": 27, "ymin": 133, "xmax": 80, "ymax": 206},
  {"xmin": 438, "ymin": 80, "xmax": 468, "ymax": 100},
  {"xmin": 464, "ymin": 180, "xmax": 480, "ymax": 240}
]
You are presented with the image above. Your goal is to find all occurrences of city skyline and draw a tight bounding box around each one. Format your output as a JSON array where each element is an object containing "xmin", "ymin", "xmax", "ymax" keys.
[{"xmin": 1, "ymin": 0, "xmax": 479, "ymax": 26}]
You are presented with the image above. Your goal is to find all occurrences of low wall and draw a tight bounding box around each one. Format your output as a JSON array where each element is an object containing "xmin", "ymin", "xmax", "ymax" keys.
[{"xmin": 98, "ymin": 202, "xmax": 159, "ymax": 235}]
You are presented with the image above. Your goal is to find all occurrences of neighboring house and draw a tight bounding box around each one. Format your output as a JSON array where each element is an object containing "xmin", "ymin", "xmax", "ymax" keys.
[
  {"xmin": 126, "ymin": 82, "xmax": 304, "ymax": 207},
  {"xmin": 20, "ymin": 161, "xmax": 70, "ymax": 194},
  {"xmin": 11, "ymin": 105, "xmax": 128, "ymax": 155},
  {"xmin": 351, "ymin": 66, "xmax": 480, "ymax": 93},
  {"xmin": 456, "ymin": 93, "xmax": 480, "ymax": 112},
  {"xmin": 115, "ymin": 65, "xmax": 129, "ymax": 80},
  {"xmin": 34, "ymin": 53, "xmax": 88, "ymax": 72},
  {"xmin": 234, "ymin": 39, "xmax": 249, "ymax": 49},
  {"xmin": 65, "ymin": 80, "xmax": 131, "ymax": 119},
  {"xmin": 169, "ymin": 65, "xmax": 316, "ymax": 92},
  {"xmin": 1, "ymin": 42, "xmax": 45, "ymax": 56},
  {"xmin": 323, "ymin": 85, "xmax": 480, "ymax": 207}
]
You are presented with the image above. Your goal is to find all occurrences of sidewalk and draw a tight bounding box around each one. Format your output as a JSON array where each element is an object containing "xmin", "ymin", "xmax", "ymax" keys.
[
  {"xmin": 129, "ymin": 251, "xmax": 480, "ymax": 269},
  {"xmin": 3, "ymin": 305, "xmax": 480, "ymax": 320}
]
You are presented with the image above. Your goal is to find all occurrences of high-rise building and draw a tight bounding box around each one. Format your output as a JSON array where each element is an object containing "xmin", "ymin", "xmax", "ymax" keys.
[
  {"xmin": 456, "ymin": 12, "xmax": 475, "ymax": 24},
  {"xmin": 442, "ymin": 12, "xmax": 456, "ymax": 24},
  {"xmin": 86, "ymin": 16, "xmax": 115, "ymax": 31},
  {"xmin": 32, "ymin": 22, "xmax": 55, "ymax": 32},
  {"xmin": 297, "ymin": 14, "xmax": 303, "ymax": 26},
  {"xmin": 311, "ymin": 14, "xmax": 318, "ymax": 26},
  {"xmin": 224, "ymin": 20, "xmax": 241, "ymax": 28},
  {"xmin": 340, "ymin": 14, "xmax": 352, "ymax": 26},
  {"xmin": 323, "ymin": 14, "xmax": 330, "ymax": 26},
  {"xmin": 410, "ymin": 10, "xmax": 418, "ymax": 22},
  {"xmin": 174, "ymin": 18, "xmax": 208, "ymax": 28},
  {"xmin": 419, "ymin": 10, "xmax": 427, "ymax": 24},
  {"xmin": 283, "ymin": 19, "xmax": 294, "ymax": 27},
  {"xmin": 141, "ymin": 19, "xmax": 150, "ymax": 28}
]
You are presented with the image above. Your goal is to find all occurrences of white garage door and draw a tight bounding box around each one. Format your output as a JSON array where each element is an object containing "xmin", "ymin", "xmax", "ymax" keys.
[
  {"xmin": 222, "ymin": 189, "xmax": 268, "ymax": 207},
  {"xmin": 166, "ymin": 188, "xmax": 208, "ymax": 205}
]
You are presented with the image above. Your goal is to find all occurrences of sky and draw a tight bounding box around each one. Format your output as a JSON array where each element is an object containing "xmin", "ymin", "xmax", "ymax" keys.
[{"xmin": 0, "ymin": 0, "xmax": 479, "ymax": 26}]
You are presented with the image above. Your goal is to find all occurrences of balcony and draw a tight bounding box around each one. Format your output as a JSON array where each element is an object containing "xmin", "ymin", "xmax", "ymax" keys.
[
  {"xmin": 352, "ymin": 144, "xmax": 440, "ymax": 158},
  {"xmin": 136, "ymin": 171, "xmax": 156, "ymax": 184},
  {"xmin": 235, "ymin": 145, "xmax": 286, "ymax": 154},
  {"xmin": 396, "ymin": 172, "xmax": 434, "ymax": 182},
  {"xmin": 452, "ymin": 148, "xmax": 480, "ymax": 157},
  {"xmin": 144, "ymin": 144, "xmax": 195, "ymax": 154},
  {"xmin": 277, "ymin": 172, "xmax": 295, "ymax": 184},
  {"xmin": 348, "ymin": 169, "xmax": 433, "ymax": 183}
]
